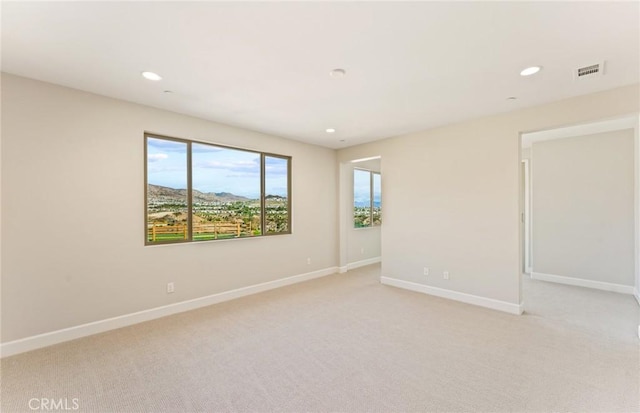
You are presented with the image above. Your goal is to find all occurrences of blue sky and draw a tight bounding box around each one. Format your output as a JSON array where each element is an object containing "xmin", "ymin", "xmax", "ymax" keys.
[
  {"xmin": 147, "ymin": 138, "xmax": 288, "ymax": 198},
  {"xmin": 354, "ymin": 169, "xmax": 381, "ymax": 207}
]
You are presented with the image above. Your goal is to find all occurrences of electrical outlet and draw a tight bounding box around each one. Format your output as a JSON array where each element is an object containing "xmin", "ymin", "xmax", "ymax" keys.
[
  {"xmin": 167, "ymin": 282, "xmax": 175, "ymax": 293},
  {"xmin": 423, "ymin": 267, "xmax": 429, "ymax": 276},
  {"xmin": 360, "ymin": 247, "xmax": 365, "ymax": 254},
  {"xmin": 307, "ymin": 257, "xmax": 311, "ymax": 265},
  {"xmin": 443, "ymin": 271, "xmax": 449, "ymax": 280}
]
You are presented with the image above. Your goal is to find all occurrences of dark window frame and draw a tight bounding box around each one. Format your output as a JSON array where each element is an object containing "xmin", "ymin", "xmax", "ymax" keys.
[{"xmin": 144, "ymin": 133, "xmax": 292, "ymax": 245}]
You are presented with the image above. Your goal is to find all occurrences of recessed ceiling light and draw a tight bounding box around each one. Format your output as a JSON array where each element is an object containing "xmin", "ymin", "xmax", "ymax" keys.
[
  {"xmin": 142, "ymin": 71, "xmax": 162, "ymax": 81},
  {"xmin": 520, "ymin": 66, "xmax": 541, "ymax": 76},
  {"xmin": 326, "ymin": 128, "xmax": 336, "ymax": 133},
  {"xmin": 330, "ymin": 69, "xmax": 346, "ymax": 78}
]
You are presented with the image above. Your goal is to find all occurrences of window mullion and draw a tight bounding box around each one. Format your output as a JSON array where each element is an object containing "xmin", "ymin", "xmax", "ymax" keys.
[
  {"xmin": 260, "ymin": 153, "xmax": 266, "ymax": 235},
  {"xmin": 187, "ymin": 141, "xmax": 193, "ymax": 241}
]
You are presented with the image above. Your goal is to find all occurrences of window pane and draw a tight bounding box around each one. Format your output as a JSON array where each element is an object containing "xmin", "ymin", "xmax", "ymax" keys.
[
  {"xmin": 354, "ymin": 169, "xmax": 371, "ymax": 228},
  {"xmin": 147, "ymin": 137, "xmax": 189, "ymax": 243},
  {"xmin": 372, "ymin": 172, "xmax": 381, "ymax": 226},
  {"xmin": 192, "ymin": 144, "xmax": 261, "ymax": 240},
  {"xmin": 265, "ymin": 156, "xmax": 290, "ymax": 234}
]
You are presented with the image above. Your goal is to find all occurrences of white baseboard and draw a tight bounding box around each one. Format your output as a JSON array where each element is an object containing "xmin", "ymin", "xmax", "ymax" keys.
[
  {"xmin": 347, "ymin": 256, "xmax": 381, "ymax": 271},
  {"xmin": 531, "ymin": 272, "xmax": 634, "ymax": 295},
  {"xmin": 1, "ymin": 266, "xmax": 338, "ymax": 358},
  {"xmin": 525, "ymin": 266, "xmax": 532, "ymax": 274},
  {"xmin": 338, "ymin": 266, "xmax": 348, "ymax": 274},
  {"xmin": 634, "ymin": 289, "xmax": 640, "ymax": 306},
  {"xmin": 380, "ymin": 276, "xmax": 523, "ymax": 315}
]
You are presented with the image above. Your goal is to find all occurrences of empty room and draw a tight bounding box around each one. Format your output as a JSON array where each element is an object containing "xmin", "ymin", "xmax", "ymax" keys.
[{"xmin": 1, "ymin": 2, "xmax": 639, "ymax": 412}]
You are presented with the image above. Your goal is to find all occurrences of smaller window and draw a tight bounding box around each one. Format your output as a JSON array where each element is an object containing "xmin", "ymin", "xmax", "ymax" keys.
[{"xmin": 354, "ymin": 169, "xmax": 381, "ymax": 228}]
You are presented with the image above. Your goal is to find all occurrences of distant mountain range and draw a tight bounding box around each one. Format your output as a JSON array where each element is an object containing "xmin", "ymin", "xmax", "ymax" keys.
[
  {"xmin": 148, "ymin": 184, "xmax": 251, "ymax": 203},
  {"xmin": 354, "ymin": 200, "xmax": 382, "ymax": 208}
]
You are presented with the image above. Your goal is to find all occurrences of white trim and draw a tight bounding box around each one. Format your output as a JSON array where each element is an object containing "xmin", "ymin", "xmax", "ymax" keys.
[
  {"xmin": 380, "ymin": 276, "xmax": 523, "ymax": 315},
  {"xmin": 525, "ymin": 266, "xmax": 532, "ymax": 274},
  {"xmin": 635, "ymin": 115, "xmax": 640, "ymax": 323},
  {"xmin": 522, "ymin": 116, "xmax": 638, "ymax": 148},
  {"xmin": 522, "ymin": 159, "xmax": 531, "ymax": 272},
  {"xmin": 531, "ymin": 272, "xmax": 634, "ymax": 294},
  {"xmin": 338, "ymin": 266, "xmax": 349, "ymax": 274},
  {"xmin": 1, "ymin": 266, "xmax": 338, "ymax": 358},
  {"xmin": 347, "ymin": 256, "xmax": 381, "ymax": 271},
  {"xmin": 350, "ymin": 155, "xmax": 381, "ymax": 163}
]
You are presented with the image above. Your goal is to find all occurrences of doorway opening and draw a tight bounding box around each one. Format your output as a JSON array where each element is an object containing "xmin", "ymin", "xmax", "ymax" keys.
[
  {"xmin": 519, "ymin": 115, "xmax": 639, "ymax": 339},
  {"xmin": 339, "ymin": 156, "xmax": 382, "ymax": 273}
]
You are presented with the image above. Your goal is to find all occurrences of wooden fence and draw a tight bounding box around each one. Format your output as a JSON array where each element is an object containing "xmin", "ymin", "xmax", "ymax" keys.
[{"xmin": 148, "ymin": 222, "xmax": 249, "ymax": 241}]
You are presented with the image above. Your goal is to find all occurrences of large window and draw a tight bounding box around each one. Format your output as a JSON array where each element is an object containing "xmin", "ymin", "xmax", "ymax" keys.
[
  {"xmin": 354, "ymin": 169, "xmax": 381, "ymax": 228},
  {"xmin": 145, "ymin": 134, "xmax": 291, "ymax": 244}
]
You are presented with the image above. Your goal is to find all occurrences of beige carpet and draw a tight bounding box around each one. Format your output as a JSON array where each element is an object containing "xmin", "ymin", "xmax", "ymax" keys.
[
  {"xmin": 523, "ymin": 273, "xmax": 639, "ymax": 343},
  {"xmin": 1, "ymin": 264, "xmax": 638, "ymax": 412}
]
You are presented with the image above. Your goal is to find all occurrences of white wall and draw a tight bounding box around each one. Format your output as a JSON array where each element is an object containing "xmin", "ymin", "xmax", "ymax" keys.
[
  {"xmin": 531, "ymin": 130, "xmax": 635, "ymax": 287},
  {"xmin": 1, "ymin": 74, "xmax": 338, "ymax": 343},
  {"xmin": 338, "ymin": 84, "xmax": 639, "ymax": 312},
  {"xmin": 347, "ymin": 159, "xmax": 381, "ymax": 267}
]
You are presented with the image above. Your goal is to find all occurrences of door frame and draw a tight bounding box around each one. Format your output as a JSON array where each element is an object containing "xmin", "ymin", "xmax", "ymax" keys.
[{"xmin": 522, "ymin": 158, "xmax": 531, "ymax": 274}]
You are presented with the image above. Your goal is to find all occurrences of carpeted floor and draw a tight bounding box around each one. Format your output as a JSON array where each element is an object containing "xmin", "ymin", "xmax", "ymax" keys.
[{"xmin": 1, "ymin": 264, "xmax": 638, "ymax": 412}]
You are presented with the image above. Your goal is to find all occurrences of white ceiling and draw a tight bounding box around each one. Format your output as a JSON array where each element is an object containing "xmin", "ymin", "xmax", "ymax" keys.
[{"xmin": 2, "ymin": 2, "xmax": 638, "ymax": 149}]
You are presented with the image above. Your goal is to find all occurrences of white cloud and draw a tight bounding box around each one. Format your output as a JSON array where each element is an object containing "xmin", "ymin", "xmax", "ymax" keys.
[
  {"xmin": 148, "ymin": 153, "xmax": 169, "ymax": 162},
  {"xmin": 198, "ymin": 159, "xmax": 259, "ymax": 172}
]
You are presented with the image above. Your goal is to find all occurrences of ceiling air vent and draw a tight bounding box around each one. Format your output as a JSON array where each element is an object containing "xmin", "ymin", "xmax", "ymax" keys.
[{"xmin": 574, "ymin": 62, "xmax": 605, "ymax": 80}]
